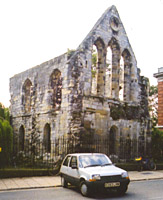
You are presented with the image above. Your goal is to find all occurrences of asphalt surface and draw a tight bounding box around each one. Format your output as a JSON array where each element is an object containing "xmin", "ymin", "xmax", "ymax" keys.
[
  {"xmin": 0, "ymin": 179, "xmax": 163, "ymax": 199},
  {"xmin": 0, "ymin": 170, "xmax": 163, "ymax": 191}
]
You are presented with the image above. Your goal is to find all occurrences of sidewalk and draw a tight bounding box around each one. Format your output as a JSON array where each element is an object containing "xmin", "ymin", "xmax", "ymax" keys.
[{"xmin": 0, "ymin": 171, "xmax": 163, "ymax": 191}]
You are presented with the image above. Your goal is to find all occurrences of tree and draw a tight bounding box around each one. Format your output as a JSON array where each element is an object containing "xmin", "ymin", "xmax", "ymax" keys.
[
  {"xmin": 0, "ymin": 103, "xmax": 13, "ymax": 167},
  {"xmin": 148, "ymin": 85, "xmax": 158, "ymax": 128},
  {"xmin": 149, "ymin": 86, "xmax": 163, "ymax": 161},
  {"xmin": 152, "ymin": 128, "xmax": 163, "ymax": 161},
  {"xmin": 0, "ymin": 103, "xmax": 10, "ymax": 122}
]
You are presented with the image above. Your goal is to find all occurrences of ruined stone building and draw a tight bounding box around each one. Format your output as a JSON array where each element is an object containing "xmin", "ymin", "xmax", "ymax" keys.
[{"xmin": 10, "ymin": 6, "xmax": 151, "ymax": 158}]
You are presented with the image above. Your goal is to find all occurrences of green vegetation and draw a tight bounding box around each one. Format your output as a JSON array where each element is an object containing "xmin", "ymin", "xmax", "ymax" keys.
[
  {"xmin": 149, "ymin": 85, "xmax": 158, "ymax": 96},
  {"xmin": 91, "ymin": 69, "xmax": 96, "ymax": 78},
  {"xmin": 152, "ymin": 128, "xmax": 163, "ymax": 162},
  {"xmin": 0, "ymin": 168, "xmax": 59, "ymax": 178},
  {"xmin": 148, "ymin": 85, "xmax": 163, "ymax": 161},
  {"xmin": 92, "ymin": 51, "xmax": 97, "ymax": 66},
  {"xmin": 149, "ymin": 85, "xmax": 158, "ymax": 127},
  {"xmin": 0, "ymin": 103, "xmax": 13, "ymax": 168}
]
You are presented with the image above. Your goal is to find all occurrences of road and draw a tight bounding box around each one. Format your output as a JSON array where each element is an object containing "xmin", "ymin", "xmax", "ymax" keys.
[{"xmin": 0, "ymin": 179, "xmax": 163, "ymax": 200}]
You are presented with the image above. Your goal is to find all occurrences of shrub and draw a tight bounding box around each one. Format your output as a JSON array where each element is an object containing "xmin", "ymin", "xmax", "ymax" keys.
[
  {"xmin": 152, "ymin": 128, "xmax": 163, "ymax": 162},
  {"xmin": 0, "ymin": 118, "xmax": 13, "ymax": 167}
]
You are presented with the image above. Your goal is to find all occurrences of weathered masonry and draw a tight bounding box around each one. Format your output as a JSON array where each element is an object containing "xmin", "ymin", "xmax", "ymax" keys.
[{"xmin": 10, "ymin": 6, "xmax": 151, "ymax": 159}]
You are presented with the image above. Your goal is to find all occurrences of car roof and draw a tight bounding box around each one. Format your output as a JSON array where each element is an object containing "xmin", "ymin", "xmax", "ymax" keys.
[{"xmin": 66, "ymin": 153, "xmax": 106, "ymax": 157}]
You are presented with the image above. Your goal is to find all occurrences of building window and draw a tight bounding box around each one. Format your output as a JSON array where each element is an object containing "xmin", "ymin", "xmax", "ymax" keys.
[
  {"xmin": 105, "ymin": 46, "xmax": 112, "ymax": 97},
  {"xmin": 49, "ymin": 69, "xmax": 62, "ymax": 109},
  {"xmin": 121, "ymin": 49, "xmax": 131, "ymax": 101},
  {"xmin": 19, "ymin": 125, "xmax": 25, "ymax": 151},
  {"xmin": 91, "ymin": 37, "xmax": 105, "ymax": 96},
  {"xmin": 91, "ymin": 45, "xmax": 98, "ymax": 95},
  {"xmin": 109, "ymin": 126, "xmax": 118, "ymax": 155},
  {"xmin": 43, "ymin": 123, "xmax": 51, "ymax": 153},
  {"xmin": 119, "ymin": 56, "xmax": 124, "ymax": 101},
  {"xmin": 108, "ymin": 37, "xmax": 120, "ymax": 99},
  {"xmin": 22, "ymin": 79, "xmax": 32, "ymax": 113}
]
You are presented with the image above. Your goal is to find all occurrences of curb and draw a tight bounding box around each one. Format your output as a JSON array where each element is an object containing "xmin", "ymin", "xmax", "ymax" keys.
[
  {"xmin": 1, "ymin": 177, "xmax": 163, "ymax": 192},
  {"xmin": 131, "ymin": 177, "xmax": 163, "ymax": 182},
  {"xmin": 0, "ymin": 185, "xmax": 61, "ymax": 192}
]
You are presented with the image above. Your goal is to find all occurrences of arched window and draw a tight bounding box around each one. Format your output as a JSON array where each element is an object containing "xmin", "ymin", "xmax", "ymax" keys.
[
  {"xmin": 119, "ymin": 56, "xmax": 124, "ymax": 101},
  {"xmin": 108, "ymin": 38, "xmax": 120, "ymax": 99},
  {"xmin": 105, "ymin": 47, "xmax": 112, "ymax": 97},
  {"xmin": 91, "ymin": 38, "xmax": 105, "ymax": 96},
  {"xmin": 91, "ymin": 45, "xmax": 98, "ymax": 95},
  {"xmin": 109, "ymin": 126, "xmax": 118, "ymax": 155},
  {"xmin": 49, "ymin": 69, "xmax": 62, "ymax": 109},
  {"xmin": 43, "ymin": 123, "xmax": 51, "ymax": 153},
  {"xmin": 22, "ymin": 79, "xmax": 32, "ymax": 113},
  {"xmin": 19, "ymin": 125, "xmax": 25, "ymax": 151},
  {"xmin": 122, "ymin": 49, "xmax": 131, "ymax": 101}
]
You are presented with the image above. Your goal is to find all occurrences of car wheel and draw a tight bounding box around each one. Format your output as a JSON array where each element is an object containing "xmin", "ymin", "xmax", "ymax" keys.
[
  {"xmin": 61, "ymin": 176, "xmax": 68, "ymax": 188},
  {"xmin": 117, "ymin": 186, "xmax": 128, "ymax": 196},
  {"xmin": 80, "ymin": 181, "xmax": 89, "ymax": 197}
]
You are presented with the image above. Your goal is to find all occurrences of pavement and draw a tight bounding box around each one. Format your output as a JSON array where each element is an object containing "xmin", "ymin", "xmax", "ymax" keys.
[{"xmin": 0, "ymin": 170, "xmax": 163, "ymax": 192}]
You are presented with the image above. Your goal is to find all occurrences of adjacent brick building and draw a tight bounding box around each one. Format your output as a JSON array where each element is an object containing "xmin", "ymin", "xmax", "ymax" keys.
[
  {"xmin": 10, "ymin": 6, "xmax": 151, "ymax": 159},
  {"xmin": 154, "ymin": 67, "xmax": 163, "ymax": 130}
]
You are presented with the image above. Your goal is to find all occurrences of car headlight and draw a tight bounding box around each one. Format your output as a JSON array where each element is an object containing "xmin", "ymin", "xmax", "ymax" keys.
[
  {"xmin": 121, "ymin": 172, "xmax": 129, "ymax": 179},
  {"xmin": 89, "ymin": 174, "xmax": 101, "ymax": 182}
]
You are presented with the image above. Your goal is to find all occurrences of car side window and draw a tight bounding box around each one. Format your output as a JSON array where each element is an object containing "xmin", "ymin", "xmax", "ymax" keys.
[
  {"xmin": 63, "ymin": 156, "xmax": 71, "ymax": 166},
  {"xmin": 70, "ymin": 156, "xmax": 77, "ymax": 168}
]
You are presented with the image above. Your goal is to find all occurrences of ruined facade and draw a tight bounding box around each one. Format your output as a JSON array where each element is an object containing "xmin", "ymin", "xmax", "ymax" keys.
[{"xmin": 10, "ymin": 6, "xmax": 151, "ymax": 158}]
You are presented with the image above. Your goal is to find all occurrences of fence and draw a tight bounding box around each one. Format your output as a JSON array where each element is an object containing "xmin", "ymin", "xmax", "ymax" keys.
[{"xmin": 10, "ymin": 137, "xmax": 151, "ymax": 169}]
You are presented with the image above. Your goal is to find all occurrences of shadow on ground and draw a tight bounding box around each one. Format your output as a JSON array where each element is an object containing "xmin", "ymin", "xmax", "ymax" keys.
[{"xmin": 67, "ymin": 185, "xmax": 135, "ymax": 199}]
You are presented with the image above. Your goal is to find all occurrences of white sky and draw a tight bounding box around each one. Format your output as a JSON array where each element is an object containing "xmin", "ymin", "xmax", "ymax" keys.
[{"xmin": 0, "ymin": 0, "xmax": 163, "ymax": 107}]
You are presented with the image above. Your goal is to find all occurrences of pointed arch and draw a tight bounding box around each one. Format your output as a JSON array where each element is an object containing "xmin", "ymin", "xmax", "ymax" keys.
[
  {"xmin": 105, "ymin": 46, "xmax": 112, "ymax": 97},
  {"xmin": 43, "ymin": 123, "xmax": 51, "ymax": 153},
  {"xmin": 121, "ymin": 49, "xmax": 132, "ymax": 101},
  {"xmin": 19, "ymin": 125, "xmax": 25, "ymax": 151},
  {"xmin": 108, "ymin": 37, "xmax": 120, "ymax": 51},
  {"xmin": 91, "ymin": 37, "xmax": 106, "ymax": 96},
  {"xmin": 119, "ymin": 56, "xmax": 124, "ymax": 100},
  {"xmin": 108, "ymin": 37, "xmax": 120, "ymax": 99},
  {"xmin": 49, "ymin": 69, "xmax": 62, "ymax": 109},
  {"xmin": 22, "ymin": 79, "xmax": 32, "ymax": 113},
  {"xmin": 109, "ymin": 125, "xmax": 118, "ymax": 155},
  {"xmin": 91, "ymin": 45, "xmax": 98, "ymax": 94},
  {"xmin": 94, "ymin": 37, "xmax": 105, "ymax": 64}
]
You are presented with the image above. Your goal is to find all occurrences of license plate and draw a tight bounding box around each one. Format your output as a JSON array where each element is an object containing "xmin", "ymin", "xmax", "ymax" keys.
[{"xmin": 105, "ymin": 182, "xmax": 120, "ymax": 188}]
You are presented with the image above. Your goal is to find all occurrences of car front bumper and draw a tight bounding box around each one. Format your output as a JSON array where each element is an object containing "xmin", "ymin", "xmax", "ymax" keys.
[{"xmin": 86, "ymin": 177, "xmax": 130, "ymax": 191}]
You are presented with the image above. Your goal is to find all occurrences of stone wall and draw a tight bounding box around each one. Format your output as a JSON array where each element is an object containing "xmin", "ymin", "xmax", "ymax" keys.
[{"xmin": 10, "ymin": 5, "xmax": 151, "ymax": 158}]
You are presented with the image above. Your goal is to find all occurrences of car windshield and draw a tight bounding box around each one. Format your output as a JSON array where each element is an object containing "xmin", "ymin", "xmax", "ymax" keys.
[{"xmin": 79, "ymin": 154, "xmax": 112, "ymax": 168}]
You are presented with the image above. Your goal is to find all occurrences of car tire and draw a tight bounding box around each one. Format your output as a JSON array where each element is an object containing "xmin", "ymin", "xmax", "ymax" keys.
[
  {"xmin": 117, "ymin": 186, "xmax": 128, "ymax": 196},
  {"xmin": 61, "ymin": 176, "xmax": 68, "ymax": 188},
  {"xmin": 80, "ymin": 181, "xmax": 90, "ymax": 197}
]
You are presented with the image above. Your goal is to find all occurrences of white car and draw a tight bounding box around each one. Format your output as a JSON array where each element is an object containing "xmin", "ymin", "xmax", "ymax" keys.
[{"xmin": 60, "ymin": 153, "xmax": 130, "ymax": 196}]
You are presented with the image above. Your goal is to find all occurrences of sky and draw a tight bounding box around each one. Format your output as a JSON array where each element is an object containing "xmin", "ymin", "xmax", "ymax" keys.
[{"xmin": 0, "ymin": 0, "xmax": 163, "ymax": 107}]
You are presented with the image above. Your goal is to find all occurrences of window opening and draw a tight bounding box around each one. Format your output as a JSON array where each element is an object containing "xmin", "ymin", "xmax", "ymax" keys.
[
  {"xmin": 22, "ymin": 79, "xmax": 32, "ymax": 113},
  {"xmin": 19, "ymin": 125, "xmax": 25, "ymax": 151},
  {"xmin": 105, "ymin": 47, "xmax": 112, "ymax": 97},
  {"xmin": 91, "ymin": 45, "xmax": 98, "ymax": 95},
  {"xmin": 50, "ymin": 69, "xmax": 62, "ymax": 109},
  {"xmin": 43, "ymin": 123, "xmax": 51, "ymax": 153},
  {"xmin": 119, "ymin": 56, "xmax": 124, "ymax": 101}
]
